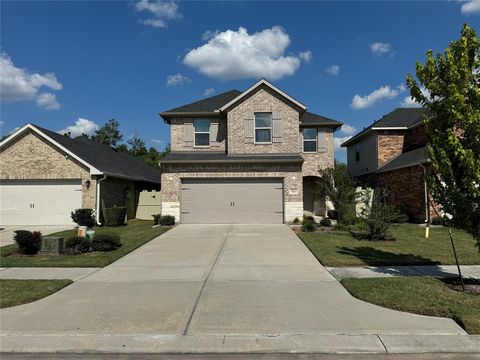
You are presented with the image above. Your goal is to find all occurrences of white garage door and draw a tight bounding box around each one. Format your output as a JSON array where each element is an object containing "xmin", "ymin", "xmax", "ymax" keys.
[
  {"xmin": 181, "ymin": 178, "xmax": 283, "ymax": 224},
  {"xmin": 0, "ymin": 179, "xmax": 82, "ymax": 226}
]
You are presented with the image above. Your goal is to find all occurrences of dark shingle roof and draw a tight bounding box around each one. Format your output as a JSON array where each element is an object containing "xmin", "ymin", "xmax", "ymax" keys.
[
  {"xmin": 300, "ymin": 112, "xmax": 343, "ymax": 129},
  {"xmin": 161, "ymin": 90, "xmax": 242, "ymax": 115},
  {"xmin": 377, "ymin": 146, "xmax": 428, "ymax": 173},
  {"xmin": 161, "ymin": 152, "xmax": 304, "ymax": 164},
  {"xmin": 342, "ymin": 108, "xmax": 427, "ymax": 147},
  {"xmin": 33, "ymin": 125, "xmax": 161, "ymax": 184}
]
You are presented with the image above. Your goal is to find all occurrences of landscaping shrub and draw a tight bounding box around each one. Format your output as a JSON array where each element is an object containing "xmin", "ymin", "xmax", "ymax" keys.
[
  {"xmin": 320, "ymin": 218, "xmax": 332, "ymax": 227},
  {"xmin": 71, "ymin": 208, "xmax": 96, "ymax": 228},
  {"xmin": 152, "ymin": 214, "xmax": 161, "ymax": 225},
  {"xmin": 431, "ymin": 216, "xmax": 444, "ymax": 226},
  {"xmin": 14, "ymin": 230, "xmax": 41, "ymax": 255},
  {"xmin": 332, "ymin": 223, "xmax": 350, "ymax": 232},
  {"xmin": 302, "ymin": 222, "xmax": 316, "ymax": 232},
  {"xmin": 104, "ymin": 207, "xmax": 127, "ymax": 227},
  {"xmin": 292, "ymin": 217, "xmax": 300, "ymax": 225},
  {"xmin": 159, "ymin": 215, "xmax": 175, "ymax": 226},
  {"xmin": 393, "ymin": 212, "xmax": 410, "ymax": 223},
  {"xmin": 91, "ymin": 233, "xmax": 121, "ymax": 252},
  {"xmin": 65, "ymin": 236, "xmax": 91, "ymax": 255},
  {"xmin": 354, "ymin": 203, "xmax": 400, "ymax": 240},
  {"xmin": 327, "ymin": 210, "xmax": 339, "ymax": 220}
]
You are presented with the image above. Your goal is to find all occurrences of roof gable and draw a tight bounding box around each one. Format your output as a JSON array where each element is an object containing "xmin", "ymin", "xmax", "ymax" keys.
[{"xmin": 161, "ymin": 90, "xmax": 242, "ymax": 116}]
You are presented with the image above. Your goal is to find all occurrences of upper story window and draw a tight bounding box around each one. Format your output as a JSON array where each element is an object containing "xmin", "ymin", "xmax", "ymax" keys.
[
  {"xmin": 194, "ymin": 119, "xmax": 210, "ymax": 146},
  {"xmin": 303, "ymin": 128, "xmax": 317, "ymax": 152},
  {"xmin": 355, "ymin": 143, "xmax": 361, "ymax": 162},
  {"xmin": 254, "ymin": 113, "xmax": 272, "ymax": 143}
]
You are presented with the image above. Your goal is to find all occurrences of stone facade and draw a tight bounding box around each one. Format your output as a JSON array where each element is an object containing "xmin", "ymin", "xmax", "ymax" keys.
[
  {"xmin": 161, "ymin": 162, "xmax": 303, "ymax": 222},
  {"xmin": 170, "ymin": 117, "xmax": 226, "ymax": 152},
  {"xmin": 226, "ymin": 85, "xmax": 302, "ymax": 154},
  {"xmin": 377, "ymin": 130, "xmax": 405, "ymax": 167},
  {"xmin": 0, "ymin": 131, "xmax": 96, "ymax": 209},
  {"xmin": 301, "ymin": 128, "xmax": 335, "ymax": 176}
]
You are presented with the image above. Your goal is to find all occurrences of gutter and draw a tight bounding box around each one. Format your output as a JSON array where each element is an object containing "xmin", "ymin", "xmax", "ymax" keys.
[{"xmin": 96, "ymin": 175, "xmax": 107, "ymax": 225}]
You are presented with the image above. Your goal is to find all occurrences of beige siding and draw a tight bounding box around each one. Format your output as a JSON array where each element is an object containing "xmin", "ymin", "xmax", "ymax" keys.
[
  {"xmin": 170, "ymin": 117, "xmax": 226, "ymax": 152},
  {"xmin": 346, "ymin": 133, "xmax": 378, "ymax": 177}
]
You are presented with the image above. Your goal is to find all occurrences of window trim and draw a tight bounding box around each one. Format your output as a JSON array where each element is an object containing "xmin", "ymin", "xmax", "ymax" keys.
[
  {"xmin": 355, "ymin": 143, "xmax": 361, "ymax": 162},
  {"xmin": 303, "ymin": 128, "xmax": 318, "ymax": 153},
  {"xmin": 254, "ymin": 112, "xmax": 272, "ymax": 144},
  {"xmin": 194, "ymin": 119, "xmax": 210, "ymax": 147}
]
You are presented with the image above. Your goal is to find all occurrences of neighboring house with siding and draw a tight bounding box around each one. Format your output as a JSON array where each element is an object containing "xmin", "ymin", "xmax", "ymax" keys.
[
  {"xmin": 159, "ymin": 79, "xmax": 343, "ymax": 224},
  {"xmin": 341, "ymin": 108, "xmax": 440, "ymax": 222},
  {"xmin": 0, "ymin": 124, "xmax": 161, "ymax": 226}
]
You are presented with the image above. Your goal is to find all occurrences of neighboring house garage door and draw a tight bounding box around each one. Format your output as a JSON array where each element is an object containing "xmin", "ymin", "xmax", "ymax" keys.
[
  {"xmin": 181, "ymin": 178, "xmax": 283, "ymax": 224},
  {"xmin": 0, "ymin": 179, "xmax": 82, "ymax": 225}
]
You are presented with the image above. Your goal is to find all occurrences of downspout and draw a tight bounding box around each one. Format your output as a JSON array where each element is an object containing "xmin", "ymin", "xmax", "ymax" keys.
[
  {"xmin": 419, "ymin": 163, "xmax": 429, "ymax": 238},
  {"xmin": 96, "ymin": 174, "xmax": 107, "ymax": 225}
]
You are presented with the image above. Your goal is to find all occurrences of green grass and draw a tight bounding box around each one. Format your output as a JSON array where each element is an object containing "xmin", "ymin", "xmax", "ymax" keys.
[
  {"xmin": 299, "ymin": 224, "xmax": 480, "ymax": 267},
  {"xmin": 0, "ymin": 220, "xmax": 170, "ymax": 268},
  {"xmin": 0, "ymin": 279, "xmax": 73, "ymax": 308},
  {"xmin": 341, "ymin": 277, "xmax": 480, "ymax": 334}
]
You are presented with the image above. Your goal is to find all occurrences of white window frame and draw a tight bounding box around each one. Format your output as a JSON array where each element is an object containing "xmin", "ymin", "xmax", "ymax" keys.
[
  {"xmin": 194, "ymin": 119, "xmax": 210, "ymax": 147},
  {"xmin": 254, "ymin": 112, "xmax": 272, "ymax": 144},
  {"xmin": 303, "ymin": 128, "xmax": 317, "ymax": 153}
]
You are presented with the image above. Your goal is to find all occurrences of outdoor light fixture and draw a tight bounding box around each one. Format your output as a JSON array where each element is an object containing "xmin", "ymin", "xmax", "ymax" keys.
[{"xmin": 85, "ymin": 180, "xmax": 91, "ymax": 189}]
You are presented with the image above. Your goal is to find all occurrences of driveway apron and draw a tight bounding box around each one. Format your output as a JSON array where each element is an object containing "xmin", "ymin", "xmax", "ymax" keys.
[{"xmin": 0, "ymin": 224, "xmax": 465, "ymax": 337}]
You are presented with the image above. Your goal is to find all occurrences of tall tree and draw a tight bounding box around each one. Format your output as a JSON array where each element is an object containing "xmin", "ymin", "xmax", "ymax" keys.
[
  {"xmin": 406, "ymin": 24, "xmax": 480, "ymax": 248},
  {"xmin": 127, "ymin": 133, "xmax": 148, "ymax": 157},
  {"xmin": 92, "ymin": 119, "xmax": 123, "ymax": 147}
]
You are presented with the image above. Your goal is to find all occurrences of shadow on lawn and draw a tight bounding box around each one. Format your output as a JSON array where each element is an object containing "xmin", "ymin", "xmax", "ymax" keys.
[{"xmin": 337, "ymin": 246, "xmax": 441, "ymax": 267}]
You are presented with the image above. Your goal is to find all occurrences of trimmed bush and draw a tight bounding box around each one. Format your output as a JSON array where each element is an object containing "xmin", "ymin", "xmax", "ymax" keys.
[
  {"xmin": 159, "ymin": 215, "xmax": 175, "ymax": 226},
  {"xmin": 393, "ymin": 212, "xmax": 410, "ymax": 223},
  {"xmin": 65, "ymin": 236, "xmax": 91, "ymax": 255},
  {"xmin": 431, "ymin": 216, "xmax": 444, "ymax": 226},
  {"xmin": 152, "ymin": 214, "xmax": 161, "ymax": 225},
  {"xmin": 327, "ymin": 209, "xmax": 339, "ymax": 220},
  {"xmin": 292, "ymin": 217, "xmax": 301, "ymax": 225},
  {"xmin": 104, "ymin": 207, "xmax": 127, "ymax": 227},
  {"xmin": 302, "ymin": 222, "xmax": 316, "ymax": 232},
  {"xmin": 14, "ymin": 230, "xmax": 41, "ymax": 255},
  {"xmin": 91, "ymin": 233, "xmax": 121, "ymax": 252},
  {"xmin": 320, "ymin": 218, "xmax": 332, "ymax": 227},
  {"xmin": 71, "ymin": 208, "xmax": 96, "ymax": 228}
]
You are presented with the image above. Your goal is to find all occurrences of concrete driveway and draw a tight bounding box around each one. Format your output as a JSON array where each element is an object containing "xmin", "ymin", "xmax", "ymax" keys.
[
  {"xmin": 0, "ymin": 224, "xmax": 472, "ymax": 353},
  {"xmin": 0, "ymin": 225, "xmax": 72, "ymax": 247}
]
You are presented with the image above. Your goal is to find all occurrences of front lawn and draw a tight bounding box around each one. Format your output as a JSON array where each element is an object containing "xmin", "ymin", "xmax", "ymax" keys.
[
  {"xmin": 299, "ymin": 224, "xmax": 480, "ymax": 267},
  {"xmin": 0, "ymin": 279, "xmax": 73, "ymax": 308},
  {"xmin": 341, "ymin": 277, "xmax": 480, "ymax": 334},
  {"xmin": 0, "ymin": 220, "xmax": 170, "ymax": 267}
]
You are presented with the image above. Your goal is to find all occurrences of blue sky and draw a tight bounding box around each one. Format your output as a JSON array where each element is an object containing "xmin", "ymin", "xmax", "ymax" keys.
[{"xmin": 1, "ymin": 1, "xmax": 479, "ymax": 161}]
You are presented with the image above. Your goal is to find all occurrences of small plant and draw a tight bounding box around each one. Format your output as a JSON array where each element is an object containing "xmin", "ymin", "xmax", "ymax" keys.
[
  {"xmin": 332, "ymin": 223, "xmax": 350, "ymax": 232},
  {"xmin": 152, "ymin": 214, "xmax": 161, "ymax": 225},
  {"xmin": 327, "ymin": 209, "xmax": 339, "ymax": 220},
  {"xmin": 159, "ymin": 215, "xmax": 175, "ymax": 226},
  {"xmin": 65, "ymin": 236, "xmax": 91, "ymax": 255},
  {"xmin": 71, "ymin": 208, "xmax": 96, "ymax": 228},
  {"xmin": 91, "ymin": 233, "xmax": 121, "ymax": 252},
  {"xmin": 292, "ymin": 217, "xmax": 300, "ymax": 225},
  {"xmin": 354, "ymin": 203, "xmax": 400, "ymax": 240},
  {"xmin": 14, "ymin": 230, "xmax": 41, "ymax": 255},
  {"xmin": 431, "ymin": 216, "xmax": 444, "ymax": 226},
  {"xmin": 302, "ymin": 222, "xmax": 316, "ymax": 232},
  {"xmin": 320, "ymin": 218, "xmax": 332, "ymax": 227},
  {"xmin": 104, "ymin": 206, "xmax": 127, "ymax": 227}
]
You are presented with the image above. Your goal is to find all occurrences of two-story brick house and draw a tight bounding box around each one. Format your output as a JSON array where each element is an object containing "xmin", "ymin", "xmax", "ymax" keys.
[
  {"xmin": 159, "ymin": 79, "xmax": 343, "ymax": 223},
  {"xmin": 341, "ymin": 108, "xmax": 439, "ymax": 222}
]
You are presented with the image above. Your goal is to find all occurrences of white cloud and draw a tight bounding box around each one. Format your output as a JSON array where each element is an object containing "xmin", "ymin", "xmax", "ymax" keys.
[
  {"xmin": 334, "ymin": 136, "xmax": 352, "ymax": 151},
  {"xmin": 461, "ymin": 0, "xmax": 480, "ymax": 14},
  {"xmin": 36, "ymin": 93, "xmax": 60, "ymax": 110},
  {"xmin": 299, "ymin": 51, "xmax": 312, "ymax": 63},
  {"xmin": 135, "ymin": 0, "xmax": 182, "ymax": 28},
  {"xmin": 183, "ymin": 26, "xmax": 304, "ymax": 81},
  {"xmin": 203, "ymin": 88, "xmax": 215, "ymax": 96},
  {"xmin": 58, "ymin": 118, "xmax": 99, "ymax": 138},
  {"xmin": 0, "ymin": 52, "xmax": 62, "ymax": 109},
  {"xmin": 400, "ymin": 86, "xmax": 431, "ymax": 108},
  {"xmin": 351, "ymin": 84, "xmax": 406, "ymax": 110},
  {"xmin": 326, "ymin": 64, "xmax": 340, "ymax": 76},
  {"xmin": 202, "ymin": 30, "xmax": 219, "ymax": 41},
  {"xmin": 166, "ymin": 73, "xmax": 190, "ymax": 86},
  {"xmin": 150, "ymin": 138, "xmax": 163, "ymax": 146},
  {"xmin": 370, "ymin": 42, "xmax": 393, "ymax": 56},
  {"xmin": 339, "ymin": 124, "xmax": 356, "ymax": 136}
]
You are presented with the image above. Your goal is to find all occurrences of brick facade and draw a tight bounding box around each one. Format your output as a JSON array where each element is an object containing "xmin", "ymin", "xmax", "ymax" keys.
[
  {"xmin": 403, "ymin": 125, "xmax": 428, "ymax": 152},
  {"xmin": 377, "ymin": 130, "xmax": 405, "ymax": 167},
  {"xmin": 301, "ymin": 128, "xmax": 335, "ymax": 176},
  {"xmin": 170, "ymin": 117, "xmax": 227, "ymax": 152}
]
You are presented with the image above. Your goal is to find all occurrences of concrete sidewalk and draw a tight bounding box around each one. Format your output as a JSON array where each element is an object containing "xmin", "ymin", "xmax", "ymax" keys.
[
  {"xmin": 327, "ymin": 265, "xmax": 480, "ymax": 280},
  {"xmin": 0, "ymin": 267, "xmax": 100, "ymax": 281}
]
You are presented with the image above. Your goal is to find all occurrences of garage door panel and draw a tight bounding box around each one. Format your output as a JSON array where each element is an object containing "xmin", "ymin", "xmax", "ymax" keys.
[
  {"xmin": 0, "ymin": 180, "xmax": 82, "ymax": 226},
  {"xmin": 181, "ymin": 178, "xmax": 283, "ymax": 224}
]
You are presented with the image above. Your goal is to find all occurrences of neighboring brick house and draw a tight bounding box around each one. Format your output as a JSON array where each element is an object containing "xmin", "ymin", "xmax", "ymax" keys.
[
  {"xmin": 0, "ymin": 124, "xmax": 161, "ymax": 225},
  {"xmin": 341, "ymin": 108, "xmax": 439, "ymax": 222},
  {"xmin": 159, "ymin": 79, "xmax": 343, "ymax": 223}
]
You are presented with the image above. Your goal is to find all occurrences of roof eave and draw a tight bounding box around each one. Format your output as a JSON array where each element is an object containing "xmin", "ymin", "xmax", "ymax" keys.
[
  {"xmin": 160, "ymin": 111, "xmax": 222, "ymax": 124},
  {"xmin": 160, "ymin": 158, "xmax": 304, "ymax": 165}
]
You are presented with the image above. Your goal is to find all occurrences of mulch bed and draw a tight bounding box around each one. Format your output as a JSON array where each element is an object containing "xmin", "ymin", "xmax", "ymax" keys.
[{"xmin": 444, "ymin": 277, "xmax": 480, "ymax": 295}]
